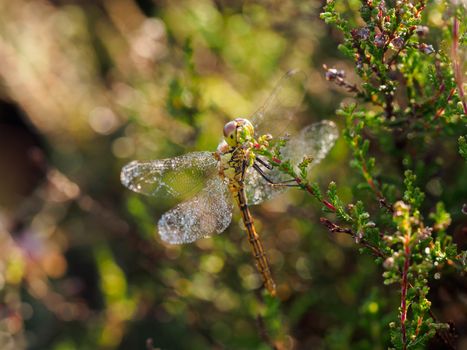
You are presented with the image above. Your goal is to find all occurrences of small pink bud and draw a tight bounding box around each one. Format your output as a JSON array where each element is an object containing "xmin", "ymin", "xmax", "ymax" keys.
[{"xmin": 383, "ymin": 257, "xmax": 395, "ymax": 269}]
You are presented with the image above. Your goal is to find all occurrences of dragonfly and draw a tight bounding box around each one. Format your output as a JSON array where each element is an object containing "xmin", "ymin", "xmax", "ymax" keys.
[{"xmin": 121, "ymin": 70, "xmax": 339, "ymax": 296}]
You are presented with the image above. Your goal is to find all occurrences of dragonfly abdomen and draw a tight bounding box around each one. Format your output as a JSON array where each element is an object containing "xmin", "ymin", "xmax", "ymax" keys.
[
  {"xmin": 219, "ymin": 140, "xmax": 276, "ymax": 295},
  {"xmin": 236, "ymin": 189, "xmax": 276, "ymax": 296}
]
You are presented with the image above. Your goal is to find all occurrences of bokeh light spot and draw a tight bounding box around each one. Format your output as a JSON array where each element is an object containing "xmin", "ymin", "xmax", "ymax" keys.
[
  {"xmin": 112, "ymin": 137, "xmax": 135, "ymax": 158},
  {"xmin": 88, "ymin": 107, "xmax": 120, "ymax": 135},
  {"xmin": 200, "ymin": 254, "xmax": 224, "ymax": 274}
]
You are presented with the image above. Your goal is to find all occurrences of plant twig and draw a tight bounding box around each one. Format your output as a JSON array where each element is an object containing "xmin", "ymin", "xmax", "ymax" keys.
[
  {"xmin": 361, "ymin": 162, "xmax": 394, "ymax": 213},
  {"xmin": 323, "ymin": 65, "xmax": 363, "ymax": 96},
  {"xmin": 451, "ymin": 16, "xmax": 467, "ymax": 115},
  {"xmin": 320, "ymin": 217, "xmax": 386, "ymax": 258},
  {"xmin": 434, "ymin": 88, "xmax": 456, "ymax": 119},
  {"xmin": 296, "ymin": 179, "xmax": 337, "ymax": 212},
  {"xmin": 400, "ymin": 235, "xmax": 410, "ymax": 350}
]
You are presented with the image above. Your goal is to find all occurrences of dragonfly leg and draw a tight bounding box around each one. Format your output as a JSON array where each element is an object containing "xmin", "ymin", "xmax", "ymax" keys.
[
  {"xmin": 255, "ymin": 156, "xmax": 273, "ymax": 170},
  {"xmin": 255, "ymin": 158, "xmax": 298, "ymax": 183},
  {"xmin": 252, "ymin": 163, "xmax": 300, "ymax": 187}
]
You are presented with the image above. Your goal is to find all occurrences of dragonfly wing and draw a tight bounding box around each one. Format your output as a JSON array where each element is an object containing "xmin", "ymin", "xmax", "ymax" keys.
[
  {"xmin": 244, "ymin": 166, "xmax": 288, "ymax": 205},
  {"xmin": 121, "ymin": 151, "xmax": 218, "ymax": 199},
  {"xmin": 158, "ymin": 177, "xmax": 233, "ymax": 244},
  {"xmin": 282, "ymin": 120, "xmax": 339, "ymax": 169},
  {"xmin": 250, "ymin": 69, "xmax": 307, "ymax": 138},
  {"xmin": 245, "ymin": 120, "xmax": 338, "ymax": 205}
]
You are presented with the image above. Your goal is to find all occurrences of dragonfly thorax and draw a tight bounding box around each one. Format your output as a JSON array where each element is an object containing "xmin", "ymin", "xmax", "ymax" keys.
[
  {"xmin": 223, "ymin": 118, "xmax": 255, "ymax": 147},
  {"xmin": 216, "ymin": 118, "xmax": 256, "ymax": 187}
]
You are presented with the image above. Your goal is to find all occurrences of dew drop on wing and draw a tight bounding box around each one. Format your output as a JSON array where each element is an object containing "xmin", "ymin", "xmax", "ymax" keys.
[
  {"xmin": 120, "ymin": 151, "xmax": 218, "ymax": 198},
  {"xmin": 157, "ymin": 177, "xmax": 233, "ymax": 244},
  {"xmin": 245, "ymin": 166, "xmax": 289, "ymax": 205},
  {"xmin": 282, "ymin": 120, "xmax": 339, "ymax": 171}
]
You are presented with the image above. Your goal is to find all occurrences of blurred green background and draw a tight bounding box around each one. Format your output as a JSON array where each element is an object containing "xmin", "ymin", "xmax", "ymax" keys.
[{"xmin": 0, "ymin": 0, "xmax": 465, "ymax": 349}]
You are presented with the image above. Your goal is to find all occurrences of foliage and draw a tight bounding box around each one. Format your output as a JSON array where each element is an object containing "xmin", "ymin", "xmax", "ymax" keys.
[
  {"xmin": 0, "ymin": 0, "xmax": 465, "ymax": 349},
  {"xmin": 257, "ymin": 0, "xmax": 467, "ymax": 348},
  {"xmin": 460, "ymin": 135, "xmax": 467, "ymax": 160}
]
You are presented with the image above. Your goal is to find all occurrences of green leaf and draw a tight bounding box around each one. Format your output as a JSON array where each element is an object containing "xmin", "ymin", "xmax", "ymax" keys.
[{"xmin": 403, "ymin": 170, "xmax": 425, "ymax": 210}]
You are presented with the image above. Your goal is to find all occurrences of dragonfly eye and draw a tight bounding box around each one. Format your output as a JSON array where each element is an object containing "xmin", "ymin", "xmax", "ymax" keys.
[{"xmin": 223, "ymin": 121, "xmax": 237, "ymax": 138}]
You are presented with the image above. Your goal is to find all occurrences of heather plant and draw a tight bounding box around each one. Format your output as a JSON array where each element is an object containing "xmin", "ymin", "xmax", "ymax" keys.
[{"xmin": 256, "ymin": 0, "xmax": 467, "ymax": 348}]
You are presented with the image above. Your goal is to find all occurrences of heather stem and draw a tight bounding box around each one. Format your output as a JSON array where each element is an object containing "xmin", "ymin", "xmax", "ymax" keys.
[
  {"xmin": 451, "ymin": 16, "xmax": 467, "ymax": 115},
  {"xmin": 401, "ymin": 235, "xmax": 411, "ymax": 350}
]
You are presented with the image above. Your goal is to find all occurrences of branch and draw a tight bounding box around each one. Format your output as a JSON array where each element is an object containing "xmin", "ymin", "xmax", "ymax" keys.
[
  {"xmin": 400, "ymin": 235, "xmax": 410, "ymax": 350},
  {"xmin": 451, "ymin": 16, "xmax": 467, "ymax": 115},
  {"xmin": 320, "ymin": 217, "xmax": 387, "ymax": 259}
]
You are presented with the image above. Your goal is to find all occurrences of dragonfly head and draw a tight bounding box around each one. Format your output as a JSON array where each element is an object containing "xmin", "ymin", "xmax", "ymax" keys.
[{"xmin": 223, "ymin": 118, "xmax": 255, "ymax": 147}]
